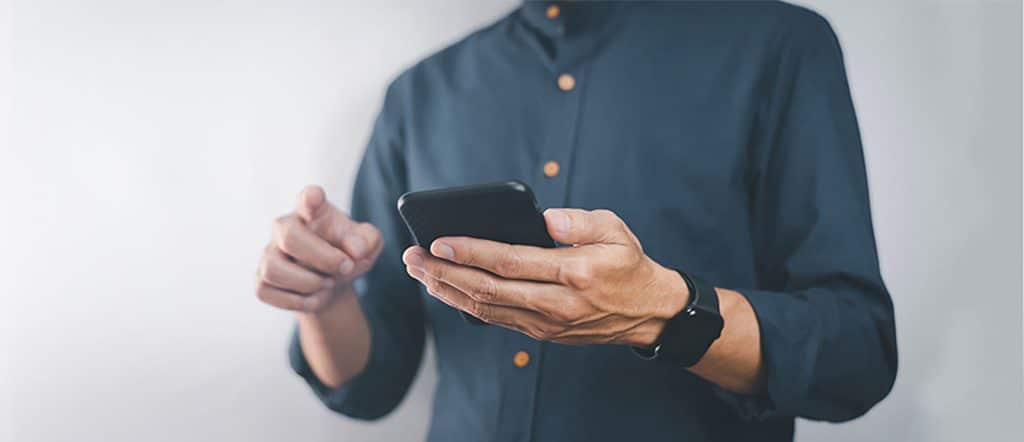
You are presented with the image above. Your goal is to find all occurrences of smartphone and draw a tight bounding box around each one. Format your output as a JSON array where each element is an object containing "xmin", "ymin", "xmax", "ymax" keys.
[{"xmin": 397, "ymin": 180, "xmax": 556, "ymax": 324}]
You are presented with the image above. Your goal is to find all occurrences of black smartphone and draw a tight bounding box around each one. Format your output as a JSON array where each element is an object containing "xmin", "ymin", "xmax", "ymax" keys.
[{"xmin": 397, "ymin": 180, "xmax": 556, "ymax": 324}]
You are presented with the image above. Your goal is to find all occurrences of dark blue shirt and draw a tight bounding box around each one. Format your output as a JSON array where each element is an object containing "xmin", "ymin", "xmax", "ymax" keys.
[{"xmin": 289, "ymin": 2, "xmax": 898, "ymax": 441}]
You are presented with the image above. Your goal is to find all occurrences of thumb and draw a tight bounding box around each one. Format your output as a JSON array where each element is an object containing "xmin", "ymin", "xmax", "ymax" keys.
[
  {"xmin": 543, "ymin": 208, "xmax": 630, "ymax": 246},
  {"xmin": 296, "ymin": 185, "xmax": 329, "ymax": 223}
]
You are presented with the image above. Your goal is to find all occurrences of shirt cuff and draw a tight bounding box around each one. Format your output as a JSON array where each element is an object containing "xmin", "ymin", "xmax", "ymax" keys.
[
  {"xmin": 711, "ymin": 288, "xmax": 814, "ymax": 422},
  {"xmin": 287, "ymin": 313, "xmax": 392, "ymax": 420}
]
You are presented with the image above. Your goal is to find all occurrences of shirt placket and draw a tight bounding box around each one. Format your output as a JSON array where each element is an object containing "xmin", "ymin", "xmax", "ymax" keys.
[
  {"xmin": 534, "ymin": 65, "xmax": 586, "ymax": 208},
  {"xmin": 495, "ymin": 5, "xmax": 589, "ymax": 441}
]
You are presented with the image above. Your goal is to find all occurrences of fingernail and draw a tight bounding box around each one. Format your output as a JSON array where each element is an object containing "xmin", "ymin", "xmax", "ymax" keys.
[
  {"xmin": 339, "ymin": 259, "xmax": 354, "ymax": 274},
  {"xmin": 323, "ymin": 278, "xmax": 335, "ymax": 289},
  {"xmin": 405, "ymin": 251, "xmax": 423, "ymax": 268},
  {"xmin": 344, "ymin": 234, "xmax": 366, "ymax": 257},
  {"xmin": 433, "ymin": 242, "xmax": 455, "ymax": 260},
  {"xmin": 547, "ymin": 210, "xmax": 570, "ymax": 235}
]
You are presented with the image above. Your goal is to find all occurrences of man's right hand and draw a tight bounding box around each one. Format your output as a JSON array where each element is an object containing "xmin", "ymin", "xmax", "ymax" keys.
[{"xmin": 256, "ymin": 185, "xmax": 383, "ymax": 313}]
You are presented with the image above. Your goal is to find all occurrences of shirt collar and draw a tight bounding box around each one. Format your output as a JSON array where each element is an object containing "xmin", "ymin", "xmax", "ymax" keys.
[
  {"xmin": 515, "ymin": 1, "xmax": 626, "ymax": 72},
  {"xmin": 519, "ymin": 1, "xmax": 624, "ymax": 40}
]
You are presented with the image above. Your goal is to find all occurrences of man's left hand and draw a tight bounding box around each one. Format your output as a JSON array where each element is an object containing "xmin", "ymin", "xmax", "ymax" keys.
[{"xmin": 402, "ymin": 208, "xmax": 690, "ymax": 347}]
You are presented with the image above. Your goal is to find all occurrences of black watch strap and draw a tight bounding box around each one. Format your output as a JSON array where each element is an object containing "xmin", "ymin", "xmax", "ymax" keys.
[{"xmin": 632, "ymin": 270, "xmax": 724, "ymax": 367}]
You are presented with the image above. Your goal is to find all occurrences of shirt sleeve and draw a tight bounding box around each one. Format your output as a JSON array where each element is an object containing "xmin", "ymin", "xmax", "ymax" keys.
[
  {"xmin": 289, "ymin": 79, "xmax": 426, "ymax": 420},
  {"xmin": 713, "ymin": 11, "xmax": 898, "ymax": 422}
]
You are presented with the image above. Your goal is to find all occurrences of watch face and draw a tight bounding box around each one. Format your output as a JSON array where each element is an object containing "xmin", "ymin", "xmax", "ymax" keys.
[
  {"xmin": 652, "ymin": 271, "xmax": 725, "ymax": 367},
  {"xmin": 654, "ymin": 304, "xmax": 724, "ymax": 367},
  {"xmin": 686, "ymin": 306, "xmax": 724, "ymax": 340}
]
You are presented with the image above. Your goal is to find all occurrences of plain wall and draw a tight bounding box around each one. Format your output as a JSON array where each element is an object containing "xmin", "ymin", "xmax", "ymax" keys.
[{"xmin": 3, "ymin": 1, "xmax": 1021, "ymax": 441}]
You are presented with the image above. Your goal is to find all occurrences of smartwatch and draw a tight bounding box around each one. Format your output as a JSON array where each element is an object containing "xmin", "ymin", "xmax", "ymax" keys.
[{"xmin": 632, "ymin": 270, "xmax": 724, "ymax": 367}]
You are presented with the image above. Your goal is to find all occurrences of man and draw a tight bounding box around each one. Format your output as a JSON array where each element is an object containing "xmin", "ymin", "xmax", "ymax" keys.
[{"xmin": 255, "ymin": 2, "xmax": 897, "ymax": 441}]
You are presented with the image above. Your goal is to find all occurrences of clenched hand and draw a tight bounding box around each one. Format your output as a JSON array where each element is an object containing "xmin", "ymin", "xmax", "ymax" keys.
[{"xmin": 256, "ymin": 186, "xmax": 383, "ymax": 313}]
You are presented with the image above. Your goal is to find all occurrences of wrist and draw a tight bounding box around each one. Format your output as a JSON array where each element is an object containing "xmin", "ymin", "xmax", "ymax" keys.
[
  {"xmin": 631, "ymin": 263, "xmax": 691, "ymax": 347},
  {"xmin": 632, "ymin": 270, "xmax": 725, "ymax": 367},
  {"xmin": 293, "ymin": 283, "xmax": 371, "ymax": 389}
]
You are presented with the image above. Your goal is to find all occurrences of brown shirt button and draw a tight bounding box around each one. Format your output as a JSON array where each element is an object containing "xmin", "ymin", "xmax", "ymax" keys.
[
  {"xmin": 546, "ymin": 4, "xmax": 560, "ymax": 19},
  {"xmin": 513, "ymin": 351, "xmax": 530, "ymax": 368},
  {"xmin": 543, "ymin": 160, "xmax": 560, "ymax": 177},
  {"xmin": 557, "ymin": 73, "xmax": 575, "ymax": 91}
]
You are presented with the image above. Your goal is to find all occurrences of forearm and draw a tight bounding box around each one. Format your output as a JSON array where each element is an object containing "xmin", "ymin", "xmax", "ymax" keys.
[
  {"xmin": 296, "ymin": 284, "xmax": 371, "ymax": 389},
  {"xmin": 687, "ymin": 288, "xmax": 765, "ymax": 395}
]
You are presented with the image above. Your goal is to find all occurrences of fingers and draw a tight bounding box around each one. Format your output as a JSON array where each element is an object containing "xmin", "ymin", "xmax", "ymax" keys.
[
  {"xmin": 255, "ymin": 282, "xmax": 332, "ymax": 312},
  {"xmin": 258, "ymin": 185, "xmax": 382, "ymax": 314},
  {"xmin": 339, "ymin": 222, "xmax": 383, "ymax": 265},
  {"xmin": 407, "ymin": 266, "xmax": 610, "ymax": 343},
  {"xmin": 543, "ymin": 208, "xmax": 632, "ymax": 246},
  {"xmin": 429, "ymin": 237, "xmax": 575, "ymax": 283},
  {"xmin": 403, "ymin": 250, "xmax": 644, "ymax": 344},
  {"xmin": 258, "ymin": 245, "xmax": 334, "ymax": 294},
  {"xmin": 403, "ymin": 247, "xmax": 571, "ymax": 316},
  {"xmin": 429, "ymin": 236, "xmax": 628, "ymax": 292},
  {"xmin": 406, "ymin": 266, "xmax": 553, "ymax": 335},
  {"xmin": 295, "ymin": 185, "xmax": 329, "ymax": 223},
  {"xmin": 273, "ymin": 215, "xmax": 351, "ymax": 275},
  {"xmin": 295, "ymin": 185, "xmax": 360, "ymax": 247}
]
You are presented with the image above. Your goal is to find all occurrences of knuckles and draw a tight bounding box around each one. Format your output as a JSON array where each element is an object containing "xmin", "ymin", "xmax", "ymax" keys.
[
  {"xmin": 272, "ymin": 215, "xmax": 295, "ymax": 234},
  {"xmin": 462, "ymin": 283, "xmax": 490, "ymax": 304},
  {"xmin": 590, "ymin": 209, "xmax": 635, "ymax": 243},
  {"xmin": 524, "ymin": 322, "xmax": 564, "ymax": 342},
  {"xmin": 467, "ymin": 301, "xmax": 491, "ymax": 323},
  {"xmin": 350, "ymin": 222, "xmax": 382, "ymax": 260},
  {"xmin": 424, "ymin": 276, "xmax": 442, "ymax": 295},
  {"xmin": 593, "ymin": 209, "xmax": 627, "ymax": 231},
  {"xmin": 424, "ymin": 260, "xmax": 447, "ymax": 281},
  {"xmin": 474, "ymin": 276, "xmax": 500, "ymax": 303},
  {"xmin": 274, "ymin": 216, "xmax": 301, "ymax": 253},
  {"xmin": 592, "ymin": 208, "xmax": 617, "ymax": 221},
  {"xmin": 255, "ymin": 283, "xmax": 272, "ymax": 303},
  {"xmin": 361, "ymin": 223, "xmax": 383, "ymax": 249},
  {"xmin": 522, "ymin": 324, "xmax": 546, "ymax": 341},
  {"xmin": 272, "ymin": 214, "xmax": 291, "ymax": 230},
  {"xmin": 549, "ymin": 298, "xmax": 588, "ymax": 325},
  {"xmin": 562, "ymin": 260, "xmax": 597, "ymax": 290},
  {"xmin": 322, "ymin": 250, "xmax": 345, "ymax": 273},
  {"xmin": 257, "ymin": 257, "xmax": 277, "ymax": 285},
  {"xmin": 495, "ymin": 246, "xmax": 524, "ymax": 276}
]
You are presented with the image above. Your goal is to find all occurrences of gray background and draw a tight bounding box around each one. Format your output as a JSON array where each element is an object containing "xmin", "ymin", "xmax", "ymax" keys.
[{"xmin": 2, "ymin": 0, "xmax": 1022, "ymax": 441}]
